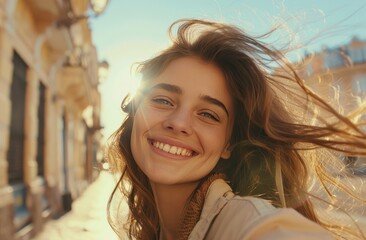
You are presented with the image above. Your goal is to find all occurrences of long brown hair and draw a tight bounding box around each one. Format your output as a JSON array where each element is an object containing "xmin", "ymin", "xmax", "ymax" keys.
[{"xmin": 107, "ymin": 19, "xmax": 366, "ymax": 239}]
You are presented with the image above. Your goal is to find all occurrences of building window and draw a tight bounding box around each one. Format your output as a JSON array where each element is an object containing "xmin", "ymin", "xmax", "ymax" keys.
[
  {"xmin": 353, "ymin": 74, "xmax": 366, "ymax": 95},
  {"xmin": 36, "ymin": 82, "xmax": 46, "ymax": 176},
  {"xmin": 8, "ymin": 51, "xmax": 31, "ymax": 229},
  {"xmin": 323, "ymin": 48, "xmax": 344, "ymax": 69},
  {"xmin": 346, "ymin": 46, "xmax": 366, "ymax": 64},
  {"xmin": 306, "ymin": 64, "xmax": 313, "ymax": 76},
  {"xmin": 7, "ymin": 52, "xmax": 27, "ymax": 183}
]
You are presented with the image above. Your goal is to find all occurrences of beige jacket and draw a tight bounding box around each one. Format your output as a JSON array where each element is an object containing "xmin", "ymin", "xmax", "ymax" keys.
[{"xmin": 188, "ymin": 179, "xmax": 335, "ymax": 240}]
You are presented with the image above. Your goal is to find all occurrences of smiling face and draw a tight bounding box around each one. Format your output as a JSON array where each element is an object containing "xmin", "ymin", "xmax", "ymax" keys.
[{"xmin": 130, "ymin": 57, "xmax": 234, "ymax": 187}]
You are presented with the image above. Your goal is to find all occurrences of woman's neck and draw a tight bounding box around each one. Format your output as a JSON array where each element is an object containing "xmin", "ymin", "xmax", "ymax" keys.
[{"xmin": 151, "ymin": 182, "xmax": 198, "ymax": 240}]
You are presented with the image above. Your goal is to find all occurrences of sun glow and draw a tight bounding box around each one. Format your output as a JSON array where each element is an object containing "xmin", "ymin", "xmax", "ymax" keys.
[{"xmin": 128, "ymin": 72, "xmax": 142, "ymax": 99}]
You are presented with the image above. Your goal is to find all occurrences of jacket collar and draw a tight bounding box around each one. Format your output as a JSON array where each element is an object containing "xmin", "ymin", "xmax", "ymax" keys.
[
  {"xmin": 188, "ymin": 179, "xmax": 234, "ymax": 239},
  {"xmin": 200, "ymin": 178, "xmax": 234, "ymax": 219}
]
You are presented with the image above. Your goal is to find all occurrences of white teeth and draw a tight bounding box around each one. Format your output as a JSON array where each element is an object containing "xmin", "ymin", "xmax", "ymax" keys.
[
  {"xmin": 162, "ymin": 144, "xmax": 170, "ymax": 152},
  {"xmin": 152, "ymin": 141, "xmax": 193, "ymax": 156},
  {"xmin": 169, "ymin": 146, "xmax": 177, "ymax": 154}
]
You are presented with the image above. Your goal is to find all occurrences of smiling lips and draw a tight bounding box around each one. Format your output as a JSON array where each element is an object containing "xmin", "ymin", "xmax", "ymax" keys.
[{"xmin": 151, "ymin": 140, "xmax": 195, "ymax": 157}]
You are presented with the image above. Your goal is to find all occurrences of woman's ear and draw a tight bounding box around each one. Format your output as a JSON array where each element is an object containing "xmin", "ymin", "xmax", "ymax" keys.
[{"xmin": 220, "ymin": 143, "xmax": 231, "ymax": 159}]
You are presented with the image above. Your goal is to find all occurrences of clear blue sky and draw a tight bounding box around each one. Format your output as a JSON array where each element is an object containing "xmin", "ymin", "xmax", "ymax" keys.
[{"xmin": 89, "ymin": 0, "xmax": 366, "ymax": 141}]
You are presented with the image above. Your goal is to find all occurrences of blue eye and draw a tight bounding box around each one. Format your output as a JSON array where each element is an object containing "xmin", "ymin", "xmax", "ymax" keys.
[
  {"xmin": 152, "ymin": 98, "xmax": 173, "ymax": 106},
  {"xmin": 200, "ymin": 112, "xmax": 219, "ymax": 122}
]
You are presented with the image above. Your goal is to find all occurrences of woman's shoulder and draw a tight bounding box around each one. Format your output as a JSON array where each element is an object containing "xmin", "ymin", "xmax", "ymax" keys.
[
  {"xmin": 220, "ymin": 194, "xmax": 303, "ymax": 226},
  {"xmin": 226, "ymin": 194, "xmax": 278, "ymax": 216},
  {"xmin": 189, "ymin": 179, "xmax": 334, "ymax": 240},
  {"xmin": 202, "ymin": 178, "xmax": 276, "ymax": 218},
  {"xmin": 203, "ymin": 195, "xmax": 334, "ymax": 239},
  {"xmin": 206, "ymin": 185, "xmax": 283, "ymax": 223}
]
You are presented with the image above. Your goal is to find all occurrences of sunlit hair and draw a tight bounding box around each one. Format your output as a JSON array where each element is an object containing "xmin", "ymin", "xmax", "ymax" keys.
[{"xmin": 107, "ymin": 19, "xmax": 366, "ymax": 239}]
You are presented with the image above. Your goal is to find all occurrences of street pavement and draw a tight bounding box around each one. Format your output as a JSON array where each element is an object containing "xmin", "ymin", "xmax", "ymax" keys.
[
  {"xmin": 31, "ymin": 171, "xmax": 121, "ymax": 240},
  {"xmin": 31, "ymin": 171, "xmax": 366, "ymax": 240}
]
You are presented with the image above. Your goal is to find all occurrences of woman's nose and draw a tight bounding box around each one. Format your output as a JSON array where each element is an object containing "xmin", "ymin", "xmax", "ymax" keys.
[{"xmin": 162, "ymin": 108, "xmax": 193, "ymax": 135}]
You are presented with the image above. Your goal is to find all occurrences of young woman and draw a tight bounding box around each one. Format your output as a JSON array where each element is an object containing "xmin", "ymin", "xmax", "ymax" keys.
[{"xmin": 107, "ymin": 19, "xmax": 366, "ymax": 239}]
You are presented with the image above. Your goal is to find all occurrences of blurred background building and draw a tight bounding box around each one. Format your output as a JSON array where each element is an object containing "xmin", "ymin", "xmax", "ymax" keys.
[
  {"xmin": 297, "ymin": 37, "xmax": 366, "ymax": 167},
  {"xmin": 0, "ymin": 0, "xmax": 108, "ymax": 239}
]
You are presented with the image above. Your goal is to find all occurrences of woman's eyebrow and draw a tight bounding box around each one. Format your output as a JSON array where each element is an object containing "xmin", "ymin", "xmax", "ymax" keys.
[
  {"xmin": 201, "ymin": 95, "xmax": 229, "ymax": 117},
  {"xmin": 150, "ymin": 83, "xmax": 182, "ymax": 94}
]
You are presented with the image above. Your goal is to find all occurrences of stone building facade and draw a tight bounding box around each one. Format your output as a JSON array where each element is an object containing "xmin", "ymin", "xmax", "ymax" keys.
[{"xmin": 0, "ymin": 0, "xmax": 105, "ymax": 239}]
